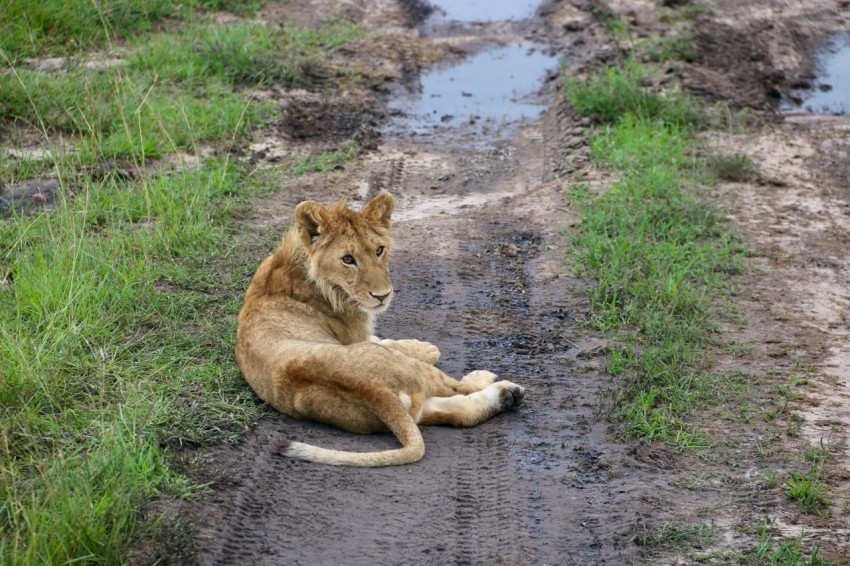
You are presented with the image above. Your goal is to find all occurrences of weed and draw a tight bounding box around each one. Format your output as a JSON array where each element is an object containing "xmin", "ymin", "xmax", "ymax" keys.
[
  {"xmin": 294, "ymin": 140, "xmax": 360, "ymax": 174},
  {"xmin": 708, "ymin": 152, "xmax": 757, "ymax": 182},
  {"xmin": 643, "ymin": 32, "xmax": 695, "ymax": 63},
  {"xmin": 565, "ymin": 61, "xmax": 699, "ymax": 127},
  {"xmin": 589, "ymin": 1, "xmax": 630, "ymax": 35},
  {"xmin": 784, "ymin": 464, "xmax": 831, "ymax": 513},
  {"xmin": 749, "ymin": 520, "xmax": 832, "ymax": 565},
  {"xmin": 803, "ymin": 442, "xmax": 830, "ymax": 464},
  {"xmin": 632, "ymin": 520, "xmax": 714, "ymax": 549},
  {"xmin": 764, "ymin": 469, "xmax": 779, "ymax": 488}
]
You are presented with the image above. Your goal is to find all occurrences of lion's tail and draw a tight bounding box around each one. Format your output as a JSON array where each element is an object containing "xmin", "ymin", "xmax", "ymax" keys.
[{"xmin": 271, "ymin": 393, "xmax": 425, "ymax": 467}]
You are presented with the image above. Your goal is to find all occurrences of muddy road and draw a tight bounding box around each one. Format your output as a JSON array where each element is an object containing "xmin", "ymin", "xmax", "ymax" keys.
[
  {"xmin": 184, "ymin": 3, "xmax": 657, "ymax": 564},
  {"xmin": 162, "ymin": 0, "xmax": 850, "ymax": 564}
]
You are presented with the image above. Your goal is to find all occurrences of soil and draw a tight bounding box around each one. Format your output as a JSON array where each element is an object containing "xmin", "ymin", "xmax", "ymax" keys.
[{"xmin": 135, "ymin": 0, "xmax": 850, "ymax": 563}]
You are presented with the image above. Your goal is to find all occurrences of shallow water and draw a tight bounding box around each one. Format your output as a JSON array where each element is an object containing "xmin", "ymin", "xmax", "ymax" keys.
[
  {"xmin": 430, "ymin": 0, "xmax": 538, "ymax": 22},
  {"xmin": 792, "ymin": 32, "xmax": 850, "ymax": 114},
  {"xmin": 389, "ymin": 44, "xmax": 558, "ymax": 135}
]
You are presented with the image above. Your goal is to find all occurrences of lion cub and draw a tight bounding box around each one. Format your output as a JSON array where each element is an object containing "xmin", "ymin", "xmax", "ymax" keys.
[{"xmin": 235, "ymin": 192, "xmax": 525, "ymax": 466}]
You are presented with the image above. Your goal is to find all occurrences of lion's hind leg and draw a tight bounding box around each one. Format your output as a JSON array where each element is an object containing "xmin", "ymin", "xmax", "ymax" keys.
[{"xmin": 417, "ymin": 380, "xmax": 525, "ymax": 427}]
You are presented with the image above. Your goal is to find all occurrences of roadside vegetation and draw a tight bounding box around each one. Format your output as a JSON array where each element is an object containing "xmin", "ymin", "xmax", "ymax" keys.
[
  {"xmin": 0, "ymin": 1, "xmax": 363, "ymax": 562},
  {"xmin": 565, "ymin": 61, "xmax": 739, "ymax": 450},
  {"xmin": 563, "ymin": 10, "xmax": 834, "ymax": 562}
]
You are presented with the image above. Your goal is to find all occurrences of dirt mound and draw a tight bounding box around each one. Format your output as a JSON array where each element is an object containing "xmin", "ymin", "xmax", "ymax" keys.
[
  {"xmin": 280, "ymin": 92, "xmax": 381, "ymax": 141},
  {"xmin": 684, "ymin": 20, "xmax": 780, "ymax": 108}
]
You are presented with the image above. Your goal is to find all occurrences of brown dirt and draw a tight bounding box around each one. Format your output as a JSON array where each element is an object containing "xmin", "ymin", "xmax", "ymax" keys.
[{"xmin": 139, "ymin": 0, "xmax": 850, "ymax": 563}]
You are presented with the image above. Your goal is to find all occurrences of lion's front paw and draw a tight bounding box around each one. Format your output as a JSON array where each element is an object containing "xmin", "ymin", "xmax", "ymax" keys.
[
  {"xmin": 462, "ymin": 370, "xmax": 498, "ymax": 390},
  {"xmin": 409, "ymin": 340, "xmax": 441, "ymax": 365},
  {"xmin": 381, "ymin": 339, "xmax": 441, "ymax": 365}
]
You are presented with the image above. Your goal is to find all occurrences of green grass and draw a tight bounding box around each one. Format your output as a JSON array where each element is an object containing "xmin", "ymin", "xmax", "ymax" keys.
[
  {"xmin": 128, "ymin": 20, "xmax": 363, "ymax": 89},
  {"xmin": 564, "ymin": 62, "xmax": 743, "ymax": 449},
  {"xmin": 0, "ymin": 16, "xmax": 363, "ymax": 163},
  {"xmin": 0, "ymin": 163, "xmax": 268, "ymax": 563},
  {"xmin": 565, "ymin": 62, "xmax": 699, "ymax": 127},
  {"xmin": 0, "ymin": 0, "xmax": 267, "ymax": 58},
  {"xmin": 784, "ymin": 464, "xmax": 832, "ymax": 514},
  {"xmin": 632, "ymin": 520, "xmax": 714, "ymax": 550},
  {"xmin": 294, "ymin": 140, "xmax": 360, "ymax": 174},
  {"xmin": 0, "ymin": 61, "xmax": 272, "ymax": 162},
  {"xmin": 0, "ymin": 3, "xmax": 365, "ymax": 562},
  {"xmin": 748, "ymin": 521, "xmax": 832, "ymax": 565}
]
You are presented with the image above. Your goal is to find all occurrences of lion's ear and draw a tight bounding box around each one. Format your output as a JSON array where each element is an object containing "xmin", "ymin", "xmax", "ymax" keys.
[
  {"xmin": 362, "ymin": 192, "xmax": 394, "ymax": 228},
  {"xmin": 295, "ymin": 200, "xmax": 330, "ymax": 247}
]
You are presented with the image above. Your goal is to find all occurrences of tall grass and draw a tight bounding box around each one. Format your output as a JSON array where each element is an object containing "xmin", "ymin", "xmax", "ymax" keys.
[
  {"xmin": 0, "ymin": 163, "xmax": 266, "ymax": 563},
  {"xmin": 0, "ymin": 2, "xmax": 366, "ymax": 561},
  {"xmin": 0, "ymin": 0, "xmax": 268, "ymax": 58}
]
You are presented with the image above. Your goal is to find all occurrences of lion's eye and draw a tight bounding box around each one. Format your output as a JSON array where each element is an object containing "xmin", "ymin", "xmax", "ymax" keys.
[
  {"xmin": 376, "ymin": 246, "xmax": 385, "ymax": 257},
  {"xmin": 342, "ymin": 255, "xmax": 356, "ymax": 265}
]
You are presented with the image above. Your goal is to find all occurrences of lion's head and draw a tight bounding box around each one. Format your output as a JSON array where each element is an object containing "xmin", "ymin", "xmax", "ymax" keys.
[{"xmin": 295, "ymin": 192, "xmax": 395, "ymax": 314}]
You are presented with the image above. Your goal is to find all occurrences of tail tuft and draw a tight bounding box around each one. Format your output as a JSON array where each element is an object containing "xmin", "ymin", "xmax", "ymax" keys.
[{"xmin": 270, "ymin": 438, "xmax": 292, "ymax": 455}]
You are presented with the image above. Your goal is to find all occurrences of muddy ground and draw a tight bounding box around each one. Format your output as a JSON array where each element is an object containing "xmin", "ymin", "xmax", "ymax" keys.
[{"xmin": 138, "ymin": 0, "xmax": 850, "ymax": 563}]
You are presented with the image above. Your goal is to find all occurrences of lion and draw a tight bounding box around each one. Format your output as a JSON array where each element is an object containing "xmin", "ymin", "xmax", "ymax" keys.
[{"xmin": 235, "ymin": 192, "xmax": 526, "ymax": 466}]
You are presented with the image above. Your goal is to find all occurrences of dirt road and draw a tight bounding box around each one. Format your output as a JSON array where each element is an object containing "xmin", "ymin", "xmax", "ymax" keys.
[{"xmin": 168, "ymin": 1, "xmax": 850, "ymax": 563}]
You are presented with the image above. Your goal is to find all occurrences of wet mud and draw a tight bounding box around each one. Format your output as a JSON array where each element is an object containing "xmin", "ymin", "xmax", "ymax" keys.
[{"xmin": 157, "ymin": 0, "xmax": 850, "ymax": 563}]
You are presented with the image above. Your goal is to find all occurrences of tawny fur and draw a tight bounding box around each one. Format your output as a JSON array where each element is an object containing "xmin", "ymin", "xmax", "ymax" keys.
[{"xmin": 235, "ymin": 192, "xmax": 525, "ymax": 466}]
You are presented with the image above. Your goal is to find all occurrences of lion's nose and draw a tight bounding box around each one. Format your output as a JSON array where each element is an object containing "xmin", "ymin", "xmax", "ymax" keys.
[{"xmin": 370, "ymin": 291, "xmax": 391, "ymax": 303}]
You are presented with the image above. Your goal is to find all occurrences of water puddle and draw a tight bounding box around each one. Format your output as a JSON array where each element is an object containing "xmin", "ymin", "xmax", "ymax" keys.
[
  {"xmin": 788, "ymin": 32, "xmax": 850, "ymax": 114},
  {"xmin": 429, "ymin": 0, "xmax": 538, "ymax": 23},
  {"xmin": 388, "ymin": 43, "xmax": 558, "ymax": 139}
]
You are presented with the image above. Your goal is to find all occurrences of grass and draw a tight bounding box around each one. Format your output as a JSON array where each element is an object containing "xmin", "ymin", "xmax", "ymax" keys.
[
  {"xmin": 632, "ymin": 520, "xmax": 714, "ymax": 550},
  {"xmin": 0, "ymin": 3, "xmax": 364, "ymax": 562},
  {"xmin": 294, "ymin": 140, "xmax": 360, "ymax": 174},
  {"xmin": 564, "ymin": 61, "xmax": 743, "ymax": 449},
  {"xmin": 565, "ymin": 62, "xmax": 699, "ymax": 127},
  {"xmin": 0, "ymin": 0, "xmax": 267, "ymax": 58},
  {"xmin": 0, "ymin": 15, "xmax": 363, "ymax": 165},
  {"xmin": 0, "ymin": 163, "xmax": 268, "ymax": 563},
  {"xmin": 128, "ymin": 20, "xmax": 363, "ymax": 89},
  {"xmin": 748, "ymin": 521, "xmax": 832, "ymax": 565},
  {"xmin": 784, "ymin": 464, "xmax": 832, "ymax": 514}
]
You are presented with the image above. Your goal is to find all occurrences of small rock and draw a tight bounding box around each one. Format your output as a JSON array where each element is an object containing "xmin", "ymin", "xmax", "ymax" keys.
[{"xmin": 502, "ymin": 244, "xmax": 519, "ymax": 258}]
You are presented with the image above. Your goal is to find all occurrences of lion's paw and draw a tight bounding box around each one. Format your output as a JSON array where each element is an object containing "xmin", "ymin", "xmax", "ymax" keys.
[
  {"xmin": 382, "ymin": 339, "xmax": 441, "ymax": 365},
  {"xmin": 494, "ymin": 381, "xmax": 526, "ymax": 411},
  {"xmin": 462, "ymin": 370, "xmax": 498, "ymax": 390}
]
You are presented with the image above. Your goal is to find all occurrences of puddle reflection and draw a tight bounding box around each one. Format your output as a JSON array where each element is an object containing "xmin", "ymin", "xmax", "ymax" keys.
[
  {"xmin": 791, "ymin": 32, "xmax": 850, "ymax": 114},
  {"xmin": 389, "ymin": 44, "xmax": 558, "ymax": 134}
]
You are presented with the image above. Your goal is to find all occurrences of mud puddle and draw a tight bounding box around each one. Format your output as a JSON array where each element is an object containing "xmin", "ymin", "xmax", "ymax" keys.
[
  {"xmin": 428, "ymin": 0, "xmax": 538, "ymax": 23},
  {"xmin": 388, "ymin": 43, "xmax": 558, "ymax": 140},
  {"xmin": 787, "ymin": 32, "xmax": 850, "ymax": 114}
]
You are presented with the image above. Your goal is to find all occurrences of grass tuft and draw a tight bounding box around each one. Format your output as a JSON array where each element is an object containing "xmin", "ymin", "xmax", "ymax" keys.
[
  {"xmin": 565, "ymin": 62, "xmax": 699, "ymax": 127},
  {"xmin": 293, "ymin": 140, "xmax": 360, "ymax": 174},
  {"xmin": 632, "ymin": 520, "xmax": 714, "ymax": 549},
  {"xmin": 784, "ymin": 464, "xmax": 832, "ymax": 514}
]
